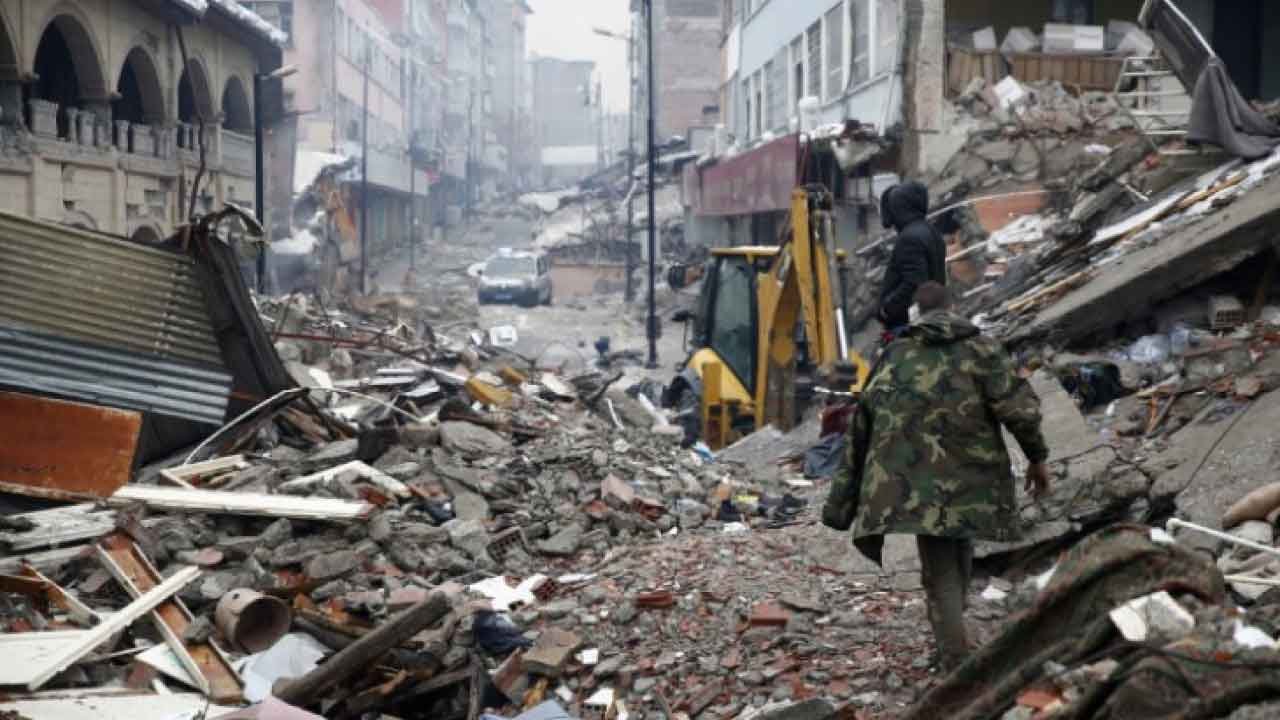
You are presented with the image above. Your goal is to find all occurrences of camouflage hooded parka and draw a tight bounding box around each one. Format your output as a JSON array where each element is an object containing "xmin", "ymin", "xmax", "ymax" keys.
[{"xmin": 827, "ymin": 311, "xmax": 1049, "ymax": 564}]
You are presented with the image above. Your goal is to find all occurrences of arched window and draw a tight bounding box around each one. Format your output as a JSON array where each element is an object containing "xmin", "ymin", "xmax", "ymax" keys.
[{"xmin": 221, "ymin": 76, "xmax": 252, "ymax": 133}]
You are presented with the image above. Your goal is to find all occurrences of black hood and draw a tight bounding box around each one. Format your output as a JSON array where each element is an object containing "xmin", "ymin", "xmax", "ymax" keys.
[{"xmin": 880, "ymin": 181, "xmax": 930, "ymax": 232}]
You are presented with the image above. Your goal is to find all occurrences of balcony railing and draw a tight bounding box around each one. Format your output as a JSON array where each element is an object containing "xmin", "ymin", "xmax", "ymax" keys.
[{"xmin": 23, "ymin": 98, "xmax": 258, "ymax": 178}]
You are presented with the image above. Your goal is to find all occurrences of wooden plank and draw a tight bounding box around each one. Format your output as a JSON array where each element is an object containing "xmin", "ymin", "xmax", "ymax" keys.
[
  {"xmin": 275, "ymin": 592, "xmax": 453, "ymax": 706},
  {"xmin": 0, "ymin": 631, "xmax": 94, "ymax": 686},
  {"xmin": 0, "ymin": 692, "xmax": 236, "ymax": 720},
  {"xmin": 0, "ymin": 545, "xmax": 94, "ymax": 574},
  {"xmin": 0, "ymin": 392, "xmax": 141, "ymax": 501},
  {"xmin": 109, "ymin": 485, "xmax": 373, "ymax": 521},
  {"xmin": 18, "ymin": 564, "xmax": 99, "ymax": 628},
  {"xmin": 16, "ymin": 565, "xmax": 200, "ymax": 690},
  {"xmin": 280, "ymin": 460, "xmax": 411, "ymax": 499},
  {"xmin": 96, "ymin": 533, "xmax": 242, "ymax": 703},
  {"xmin": 159, "ymin": 455, "xmax": 249, "ymax": 489},
  {"xmin": 0, "ymin": 504, "xmax": 117, "ymax": 553}
]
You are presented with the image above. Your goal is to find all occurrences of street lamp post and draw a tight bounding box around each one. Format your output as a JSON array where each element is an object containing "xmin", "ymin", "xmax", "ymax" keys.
[
  {"xmin": 253, "ymin": 64, "xmax": 297, "ymax": 295},
  {"xmin": 644, "ymin": 0, "xmax": 658, "ymax": 369},
  {"xmin": 360, "ymin": 49, "xmax": 370, "ymax": 295},
  {"xmin": 591, "ymin": 26, "xmax": 637, "ymax": 303}
]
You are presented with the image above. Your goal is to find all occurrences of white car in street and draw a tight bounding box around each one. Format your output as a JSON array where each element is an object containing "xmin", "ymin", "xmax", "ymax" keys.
[{"xmin": 477, "ymin": 250, "xmax": 554, "ymax": 307}]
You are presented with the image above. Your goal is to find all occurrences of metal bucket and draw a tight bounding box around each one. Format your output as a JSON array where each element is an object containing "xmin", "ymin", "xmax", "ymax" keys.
[{"xmin": 215, "ymin": 588, "xmax": 291, "ymax": 653}]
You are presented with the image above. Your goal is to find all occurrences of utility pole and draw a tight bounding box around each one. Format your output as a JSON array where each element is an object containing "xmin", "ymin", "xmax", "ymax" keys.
[
  {"xmin": 254, "ymin": 64, "xmax": 298, "ymax": 295},
  {"xmin": 625, "ymin": 22, "xmax": 636, "ymax": 303},
  {"xmin": 360, "ymin": 49, "xmax": 370, "ymax": 295},
  {"xmin": 645, "ymin": 0, "xmax": 658, "ymax": 369},
  {"xmin": 253, "ymin": 71, "xmax": 266, "ymax": 294},
  {"xmin": 408, "ymin": 58, "xmax": 417, "ymax": 270}
]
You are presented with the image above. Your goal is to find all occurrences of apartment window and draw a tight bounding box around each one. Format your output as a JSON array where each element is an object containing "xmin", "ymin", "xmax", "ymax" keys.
[
  {"xmin": 337, "ymin": 10, "xmax": 346, "ymax": 54},
  {"xmin": 752, "ymin": 70, "xmax": 763, "ymax": 137},
  {"xmin": 850, "ymin": 0, "xmax": 869, "ymax": 86},
  {"xmin": 766, "ymin": 54, "xmax": 785, "ymax": 132},
  {"xmin": 1051, "ymin": 0, "xmax": 1092, "ymax": 24},
  {"xmin": 875, "ymin": 0, "xmax": 899, "ymax": 76},
  {"xmin": 791, "ymin": 37, "xmax": 804, "ymax": 110},
  {"xmin": 806, "ymin": 21, "xmax": 822, "ymax": 100},
  {"xmin": 825, "ymin": 5, "xmax": 843, "ymax": 99},
  {"xmin": 742, "ymin": 77, "xmax": 753, "ymax": 139}
]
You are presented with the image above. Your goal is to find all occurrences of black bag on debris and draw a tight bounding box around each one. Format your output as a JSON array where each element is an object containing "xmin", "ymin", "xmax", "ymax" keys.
[{"xmin": 473, "ymin": 611, "xmax": 533, "ymax": 655}]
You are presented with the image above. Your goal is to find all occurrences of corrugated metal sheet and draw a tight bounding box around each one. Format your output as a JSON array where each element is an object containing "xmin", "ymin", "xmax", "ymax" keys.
[
  {"xmin": 0, "ymin": 327, "xmax": 231, "ymax": 425},
  {"xmin": 0, "ymin": 211, "xmax": 223, "ymax": 365}
]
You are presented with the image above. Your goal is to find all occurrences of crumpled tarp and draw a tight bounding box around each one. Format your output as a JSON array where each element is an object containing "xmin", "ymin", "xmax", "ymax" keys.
[
  {"xmin": 904, "ymin": 524, "xmax": 1227, "ymax": 720},
  {"xmin": 803, "ymin": 433, "xmax": 846, "ymax": 479},
  {"xmin": 1187, "ymin": 58, "xmax": 1280, "ymax": 161}
]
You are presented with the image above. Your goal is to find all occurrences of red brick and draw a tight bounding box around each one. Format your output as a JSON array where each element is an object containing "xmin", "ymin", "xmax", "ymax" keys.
[{"xmin": 749, "ymin": 601, "xmax": 792, "ymax": 627}]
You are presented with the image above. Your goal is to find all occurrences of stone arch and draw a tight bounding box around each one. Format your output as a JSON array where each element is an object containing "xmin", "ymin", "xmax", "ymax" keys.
[
  {"xmin": 27, "ymin": 10, "xmax": 108, "ymax": 137},
  {"xmin": 62, "ymin": 209, "xmax": 98, "ymax": 231},
  {"xmin": 221, "ymin": 75, "xmax": 252, "ymax": 133},
  {"xmin": 0, "ymin": 5, "xmax": 17, "ymax": 70},
  {"xmin": 129, "ymin": 224, "xmax": 163, "ymax": 244},
  {"xmin": 0, "ymin": 7, "xmax": 18, "ymax": 123},
  {"xmin": 113, "ymin": 46, "xmax": 165, "ymax": 126},
  {"xmin": 178, "ymin": 58, "xmax": 214, "ymax": 124}
]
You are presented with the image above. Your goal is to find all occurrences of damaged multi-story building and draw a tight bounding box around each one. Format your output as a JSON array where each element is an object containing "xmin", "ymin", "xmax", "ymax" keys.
[{"xmin": 0, "ymin": 0, "xmax": 284, "ymax": 241}]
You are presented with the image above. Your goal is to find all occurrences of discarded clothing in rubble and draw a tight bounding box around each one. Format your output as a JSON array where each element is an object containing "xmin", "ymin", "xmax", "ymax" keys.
[
  {"xmin": 762, "ymin": 494, "xmax": 807, "ymax": 529},
  {"xmin": 717, "ymin": 499, "xmax": 743, "ymax": 523},
  {"xmin": 1188, "ymin": 58, "xmax": 1280, "ymax": 161},
  {"xmin": 803, "ymin": 433, "xmax": 847, "ymax": 479},
  {"xmin": 903, "ymin": 524, "xmax": 1226, "ymax": 720},
  {"xmin": 1057, "ymin": 362, "xmax": 1127, "ymax": 410},
  {"xmin": 474, "ymin": 610, "xmax": 534, "ymax": 655}
]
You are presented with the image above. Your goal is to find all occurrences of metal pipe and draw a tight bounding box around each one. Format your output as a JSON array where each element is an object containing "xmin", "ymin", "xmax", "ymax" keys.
[
  {"xmin": 360, "ymin": 49, "xmax": 370, "ymax": 295},
  {"xmin": 408, "ymin": 25, "xmax": 417, "ymax": 273},
  {"xmin": 856, "ymin": 189, "xmax": 1055, "ymax": 257},
  {"xmin": 1166, "ymin": 518, "xmax": 1280, "ymax": 561},
  {"xmin": 645, "ymin": 0, "xmax": 658, "ymax": 369},
  {"xmin": 254, "ymin": 72, "xmax": 267, "ymax": 294}
]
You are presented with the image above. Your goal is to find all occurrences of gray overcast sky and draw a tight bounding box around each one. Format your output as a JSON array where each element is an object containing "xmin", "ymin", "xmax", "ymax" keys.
[{"xmin": 525, "ymin": 0, "xmax": 632, "ymax": 112}]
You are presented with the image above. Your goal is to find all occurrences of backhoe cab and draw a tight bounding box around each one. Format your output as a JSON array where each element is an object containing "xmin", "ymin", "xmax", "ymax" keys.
[{"xmin": 666, "ymin": 187, "xmax": 870, "ymax": 449}]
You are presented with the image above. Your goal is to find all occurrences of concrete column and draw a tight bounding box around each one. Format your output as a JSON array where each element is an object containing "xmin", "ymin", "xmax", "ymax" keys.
[
  {"xmin": 76, "ymin": 111, "xmax": 95, "ymax": 147},
  {"xmin": 900, "ymin": 0, "xmax": 945, "ymax": 178},
  {"xmin": 131, "ymin": 123, "xmax": 155, "ymax": 156},
  {"xmin": 115, "ymin": 120, "xmax": 132, "ymax": 152},
  {"xmin": 0, "ymin": 82, "xmax": 21, "ymax": 126},
  {"xmin": 64, "ymin": 108, "xmax": 81, "ymax": 143},
  {"xmin": 27, "ymin": 99, "xmax": 59, "ymax": 138}
]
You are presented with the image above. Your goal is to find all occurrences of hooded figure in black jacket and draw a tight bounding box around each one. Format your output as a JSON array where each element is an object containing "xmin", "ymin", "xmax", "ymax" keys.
[{"xmin": 878, "ymin": 181, "xmax": 947, "ymax": 332}]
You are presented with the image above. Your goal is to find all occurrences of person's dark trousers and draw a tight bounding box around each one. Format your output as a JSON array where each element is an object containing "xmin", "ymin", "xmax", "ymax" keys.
[{"xmin": 917, "ymin": 534, "xmax": 973, "ymax": 670}]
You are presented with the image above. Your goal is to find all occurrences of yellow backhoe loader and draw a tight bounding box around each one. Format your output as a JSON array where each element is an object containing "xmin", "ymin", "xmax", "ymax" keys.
[{"xmin": 665, "ymin": 186, "xmax": 870, "ymax": 449}]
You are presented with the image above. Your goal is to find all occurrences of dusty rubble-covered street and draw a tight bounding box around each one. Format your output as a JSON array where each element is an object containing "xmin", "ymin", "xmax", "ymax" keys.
[
  {"xmin": 15, "ymin": 1, "xmax": 1280, "ymax": 719},
  {"xmin": 10, "ymin": 177, "xmax": 1280, "ymax": 720}
]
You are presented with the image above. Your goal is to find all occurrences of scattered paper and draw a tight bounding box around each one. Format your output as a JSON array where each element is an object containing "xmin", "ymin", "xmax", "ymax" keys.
[
  {"xmin": 469, "ymin": 575, "xmax": 548, "ymax": 612},
  {"xmin": 981, "ymin": 585, "xmax": 1009, "ymax": 602},
  {"xmin": 234, "ymin": 633, "xmax": 330, "ymax": 703},
  {"xmin": 1234, "ymin": 620, "xmax": 1279, "ymax": 649}
]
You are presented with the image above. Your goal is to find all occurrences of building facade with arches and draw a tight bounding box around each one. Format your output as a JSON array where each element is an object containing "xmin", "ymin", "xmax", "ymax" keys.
[{"xmin": 0, "ymin": 0, "xmax": 284, "ymax": 242}]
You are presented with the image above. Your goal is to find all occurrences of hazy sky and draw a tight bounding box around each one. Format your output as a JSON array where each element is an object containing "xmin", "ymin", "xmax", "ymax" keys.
[{"xmin": 526, "ymin": 0, "xmax": 632, "ymax": 112}]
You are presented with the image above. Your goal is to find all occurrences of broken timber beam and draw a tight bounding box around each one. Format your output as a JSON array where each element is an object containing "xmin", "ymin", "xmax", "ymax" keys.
[
  {"xmin": 96, "ymin": 532, "xmax": 243, "ymax": 703},
  {"xmin": 109, "ymin": 485, "xmax": 373, "ymax": 521},
  {"xmin": 275, "ymin": 590, "xmax": 453, "ymax": 707},
  {"xmin": 15, "ymin": 565, "xmax": 200, "ymax": 691}
]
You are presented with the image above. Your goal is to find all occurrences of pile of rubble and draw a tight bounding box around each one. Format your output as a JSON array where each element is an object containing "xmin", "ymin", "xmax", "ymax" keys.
[{"xmin": 0, "ymin": 281, "xmax": 890, "ymax": 720}]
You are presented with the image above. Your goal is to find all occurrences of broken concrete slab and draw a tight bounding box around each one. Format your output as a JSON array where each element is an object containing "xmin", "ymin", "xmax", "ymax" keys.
[
  {"xmin": 439, "ymin": 421, "xmax": 511, "ymax": 456},
  {"xmin": 1156, "ymin": 390, "xmax": 1280, "ymax": 548},
  {"xmin": 1010, "ymin": 171, "xmax": 1280, "ymax": 348},
  {"xmin": 523, "ymin": 628, "xmax": 582, "ymax": 677}
]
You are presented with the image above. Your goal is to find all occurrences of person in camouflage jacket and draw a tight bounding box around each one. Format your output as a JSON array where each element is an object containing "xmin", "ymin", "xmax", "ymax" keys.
[{"xmin": 823, "ymin": 282, "xmax": 1050, "ymax": 669}]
